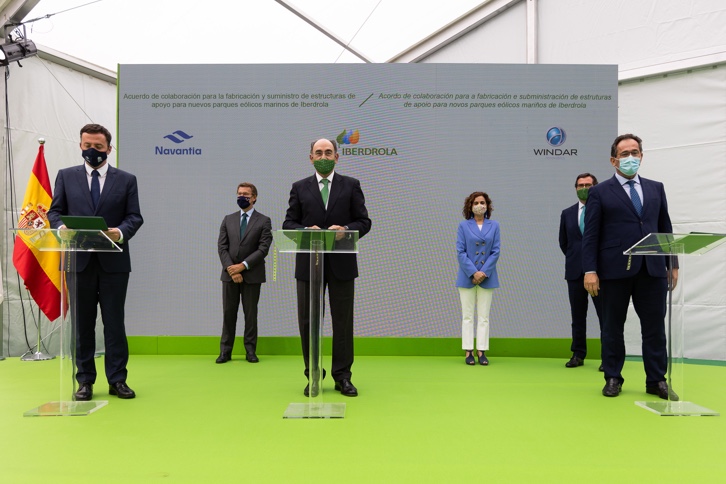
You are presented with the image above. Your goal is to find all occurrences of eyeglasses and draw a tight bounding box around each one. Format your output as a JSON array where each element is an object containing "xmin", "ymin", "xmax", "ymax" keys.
[
  {"xmin": 313, "ymin": 150, "xmax": 335, "ymax": 157},
  {"xmin": 617, "ymin": 150, "xmax": 641, "ymax": 158},
  {"xmin": 576, "ymin": 183, "xmax": 593, "ymax": 189}
]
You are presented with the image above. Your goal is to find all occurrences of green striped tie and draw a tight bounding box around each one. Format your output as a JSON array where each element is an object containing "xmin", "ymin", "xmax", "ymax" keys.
[{"xmin": 321, "ymin": 178, "xmax": 329, "ymax": 206}]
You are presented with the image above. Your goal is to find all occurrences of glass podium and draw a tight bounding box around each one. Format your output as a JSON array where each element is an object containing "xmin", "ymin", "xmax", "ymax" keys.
[
  {"xmin": 11, "ymin": 228, "xmax": 121, "ymax": 416},
  {"xmin": 273, "ymin": 229, "xmax": 359, "ymax": 418},
  {"xmin": 625, "ymin": 232, "xmax": 726, "ymax": 416}
]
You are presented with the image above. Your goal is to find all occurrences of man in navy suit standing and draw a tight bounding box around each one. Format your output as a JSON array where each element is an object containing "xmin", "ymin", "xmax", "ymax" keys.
[
  {"xmin": 559, "ymin": 173, "xmax": 603, "ymax": 370},
  {"xmin": 48, "ymin": 124, "xmax": 143, "ymax": 401},
  {"xmin": 582, "ymin": 134, "xmax": 678, "ymax": 399},
  {"xmin": 283, "ymin": 138, "xmax": 371, "ymax": 397}
]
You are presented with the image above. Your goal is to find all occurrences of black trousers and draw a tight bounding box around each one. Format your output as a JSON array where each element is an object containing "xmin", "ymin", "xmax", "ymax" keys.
[
  {"xmin": 69, "ymin": 255, "xmax": 130, "ymax": 385},
  {"xmin": 567, "ymin": 276, "xmax": 603, "ymax": 359},
  {"xmin": 600, "ymin": 265, "xmax": 668, "ymax": 385},
  {"xmin": 296, "ymin": 272, "xmax": 355, "ymax": 382},
  {"xmin": 220, "ymin": 281, "xmax": 261, "ymax": 356}
]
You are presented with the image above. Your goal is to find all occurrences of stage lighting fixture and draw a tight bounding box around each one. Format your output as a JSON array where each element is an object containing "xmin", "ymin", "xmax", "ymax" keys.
[{"xmin": 0, "ymin": 38, "xmax": 38, "ymax": 66}]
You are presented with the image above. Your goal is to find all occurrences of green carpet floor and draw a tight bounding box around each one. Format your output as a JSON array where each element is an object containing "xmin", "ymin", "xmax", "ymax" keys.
[{"xmin": 2, "ymin": 355, "xmax": 725, "ymax": 483}]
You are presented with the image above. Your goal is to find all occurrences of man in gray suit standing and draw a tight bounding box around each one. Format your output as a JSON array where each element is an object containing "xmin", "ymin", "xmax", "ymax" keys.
[{"xmin": 216, "ymin": 182, "xmax": 272, "ymax": 364}]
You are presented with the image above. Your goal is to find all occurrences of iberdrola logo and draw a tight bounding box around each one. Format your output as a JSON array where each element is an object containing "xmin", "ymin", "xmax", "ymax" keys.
[{"xmin": 337, "ymin": 129, "xmax": 360, "ymax": 145}]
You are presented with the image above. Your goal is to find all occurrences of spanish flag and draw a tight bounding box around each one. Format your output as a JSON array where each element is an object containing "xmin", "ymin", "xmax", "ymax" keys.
[{"xmin": 12, "ymin": 144, "xmax": 61, "ymax": 321}]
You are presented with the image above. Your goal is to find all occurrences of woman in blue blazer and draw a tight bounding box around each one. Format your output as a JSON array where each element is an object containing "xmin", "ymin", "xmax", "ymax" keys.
[{"xmin": 456, "ymin": 192, "xmax": 500, "ymax": 365}]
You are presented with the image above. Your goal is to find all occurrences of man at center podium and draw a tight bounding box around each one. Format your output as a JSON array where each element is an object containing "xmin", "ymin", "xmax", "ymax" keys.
[{"xmin": 283, "ymin": 138, "xmax": 371, "ymax": 397}]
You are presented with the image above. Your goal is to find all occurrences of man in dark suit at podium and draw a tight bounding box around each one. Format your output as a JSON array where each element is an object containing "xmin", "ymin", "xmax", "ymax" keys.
[
  {"xmin": 583, "ymin": 133, "xmax": 678, "ymax": 400},
  {"xmin": 216, "ymin": 182, "xmax": 272, "ymax": 364},
  {"xmin": 283, "ymin": 138, "xmax": 371, "ymax": 397},
  {"xmin": 48, "ymin": 123, "xmax": 143, "ymax": 401},
  {"xmin": 559, "ymin": 173, "xmax": 603, "ymax": 370}
]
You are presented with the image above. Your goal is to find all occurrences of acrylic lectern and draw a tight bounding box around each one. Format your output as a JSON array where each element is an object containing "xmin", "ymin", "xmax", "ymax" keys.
[
  {"xmin": 273, "ymin": 229, "xmax": 359, "ymax": 418},
  {"xmin": 625, "ymin": 232, "xmax": 726, "ymax": 416},
  {"xmin": 12, "ymin": 228, "xmax": 121, "ymax": 416}
]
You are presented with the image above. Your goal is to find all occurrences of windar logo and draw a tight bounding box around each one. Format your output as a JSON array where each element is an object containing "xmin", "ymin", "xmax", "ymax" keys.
[
  {"xmin": 155, "ymin": 130, "xmax": 202, "ymax": 155},
  {"xmin": 546, "ymin": 127, "xmax": 566, "ymax": 146},
  {"xmin": 533, "ymin": 127, "xmax": 578, "ymax": 156}
]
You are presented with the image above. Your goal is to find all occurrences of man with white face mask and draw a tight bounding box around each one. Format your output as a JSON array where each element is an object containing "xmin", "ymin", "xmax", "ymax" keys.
[{"xmin": 582, "ymin": 134, "xmax": 679, "ymax": 400}]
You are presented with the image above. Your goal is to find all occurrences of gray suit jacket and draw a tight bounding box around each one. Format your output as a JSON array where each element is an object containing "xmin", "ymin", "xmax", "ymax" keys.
[{"xmin": 217, "ymin": 209, "xmax": 272, "ymax": 284}]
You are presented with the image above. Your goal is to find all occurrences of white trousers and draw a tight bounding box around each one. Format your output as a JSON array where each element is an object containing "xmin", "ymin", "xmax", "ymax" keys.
[{"xmin": 458, "ymin": 286, "xmax": 493, "ymax": 351}]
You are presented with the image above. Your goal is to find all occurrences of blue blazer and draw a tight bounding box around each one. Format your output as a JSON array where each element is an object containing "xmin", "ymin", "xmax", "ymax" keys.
[
  {"xmin": 582, "ymin": 175, "xmax": 673, "ymax": 280},
  {"xmin": 48, "ymin": 164, "xmax": 144, "ymax": 273},
  {"xmin": 559, "ymin": 202, "xmax": 585, "ymax": 281},
  {"xmin": 456, "ymin": 218, "xmax": 500, "ymax": 289}
]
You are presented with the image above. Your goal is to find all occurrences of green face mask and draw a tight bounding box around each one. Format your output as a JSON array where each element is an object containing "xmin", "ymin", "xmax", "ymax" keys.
[
  {"xmin": 576, "ymin": 187, "xmax": 589, "ymax": 201},
  {"xmin": 313, "ymin": 158, "xmax": 335, "ymax": 176}
]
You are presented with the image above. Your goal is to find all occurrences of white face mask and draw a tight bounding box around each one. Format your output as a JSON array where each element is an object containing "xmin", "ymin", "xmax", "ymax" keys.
[{"xmin": 472, "ymin": 204, "xmax": 487, "ymax": 216}]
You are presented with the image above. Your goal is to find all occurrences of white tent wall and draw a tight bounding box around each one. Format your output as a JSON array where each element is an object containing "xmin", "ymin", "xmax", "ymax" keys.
[
  {"xmin": 1, "ymin": 0, "xmax": 724, "ymax": 359},
  {"xmin": 413, "ymin": 0, "xmax": 726, "ymax": 360},
  {"xmin": 1, "ymin": 52, "xmax": 116, "ymax": 357},
  {"xmin": 618, "ymin": 67, "xmax": 726, "ymax": 361}
]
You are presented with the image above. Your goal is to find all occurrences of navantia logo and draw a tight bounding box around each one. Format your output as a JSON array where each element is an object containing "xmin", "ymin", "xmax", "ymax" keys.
[
  {"xmin": 337, "ymin": 129, "xmax": 360, "ymax": 145},
  {"xmin": 155, "ymin": 130, "xmax": 202, "ymax": 156},
  {"xmin": 164, "ymin": 130, "xmax": 194, "ymax": 144},
  {"xmin": 534, "ymin": 126, "xmax": 577, "ymax": 156}
]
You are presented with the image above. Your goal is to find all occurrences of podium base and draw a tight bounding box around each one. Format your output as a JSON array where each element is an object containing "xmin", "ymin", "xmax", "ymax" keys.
[
  {"xmin": 283, "ymin": 402, "xmax": 346, "ymax": 419},
  {"xmin": 20, "ymin": 352, "xmax": 55, "ymax": 361},
  {"xmin": 24, "ymin": 400, "xmax": 108, "ymax": 417},
  {"xmin": 635, "ymin": 400, "xmax": 719, "ymax": 416}
]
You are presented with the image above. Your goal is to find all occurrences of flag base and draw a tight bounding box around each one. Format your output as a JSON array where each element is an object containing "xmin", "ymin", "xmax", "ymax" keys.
[{"xmin": 20, "ymin": 351, "xmax": 55, "ymax": 361}]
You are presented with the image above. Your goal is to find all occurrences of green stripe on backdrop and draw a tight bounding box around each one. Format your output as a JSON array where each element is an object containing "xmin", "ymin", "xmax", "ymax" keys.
[{"xmin": 127, "ymin": 336, "xmax": 598, "ymax": 358}]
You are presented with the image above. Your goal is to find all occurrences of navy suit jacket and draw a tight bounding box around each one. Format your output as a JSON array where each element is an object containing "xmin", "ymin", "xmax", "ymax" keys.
[
  {"xmin": 283, "ymin": 172, "xmax": 371, "ymax": 281},
  {"xmin": 48, "ymin": 164, "xmax": 144, "ymax": 273},
  {"xmin": 559, "ymin": 202, "xmax": 586, "ymax": 281},
  {"xmin": 582, "ymin": 175, "xmax": 673, "ymax": 280}
]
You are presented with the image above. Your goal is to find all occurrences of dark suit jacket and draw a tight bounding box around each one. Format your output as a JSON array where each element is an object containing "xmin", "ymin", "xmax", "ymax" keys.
[
  {"xmin": 559, "ymin": 202, "xmax": 586, "ymax": 281},
  {"xmin": 582, "ymin": 175, "xmax": 673, "ymax": 280},
  {"xmin": 282, "ymin": 173, "xmax": 371, "ymax": 281},
  {"xmin": 218, "ymin": 209, "xmax": 272, "ymax": 284},
  {"xmin": 47, "ymin": 164, "xmax": 144, "ymax": 273}
]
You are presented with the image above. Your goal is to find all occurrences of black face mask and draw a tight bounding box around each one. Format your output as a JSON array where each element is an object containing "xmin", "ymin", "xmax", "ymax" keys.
[
  {"xmin": 237, "ymin": 196, "xmax": 251, "ymax": 209},
  {"xmin": 82, "ymin": 148, "xmax": 108, "ymax": 168}
]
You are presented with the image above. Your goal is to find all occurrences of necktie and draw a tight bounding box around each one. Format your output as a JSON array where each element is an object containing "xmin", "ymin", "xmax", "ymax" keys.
[
  {"xmin": 91, "ymin": 170, "xmax": 100, "ymax": 209},
  {"xmin": 579, "ymin": 205, "xmax": 585, "ymax": 234},
  {"xmin": 320, "ymin": 178, "xmax": 329, "ymax": 207},
  {"xmin": 627, "ymin": 180, "xmax": 643, "ymax": 216},
  {"xmin": 240, "ymin": 213, "xmax": 248, "ymax": 238}
]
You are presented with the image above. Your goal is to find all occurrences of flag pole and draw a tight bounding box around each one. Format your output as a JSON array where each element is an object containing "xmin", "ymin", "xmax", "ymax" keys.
[{"xmin": 20, "ymin": 138, "xmax": 55, "ymax": 362}]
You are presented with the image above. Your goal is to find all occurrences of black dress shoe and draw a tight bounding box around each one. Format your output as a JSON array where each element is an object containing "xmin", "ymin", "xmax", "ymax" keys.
[
  {"xmin": 74, "ymin": 382, "xmax": 93, "ymax": 401},
  {"xmin": 602, "ymin": 378, "xmax": 622, "ymax": 397},
  {"xmin": 245, "ymin": 353, "xmax": 259, "ymax": 363},
  {"xmin": 598, "ymin": 364, "xmax": 604, "ymax": 372},
  {"xmin": 646, "ymin": 381, "xmax": 679, "ymax": 401},
  {"xmin": 335, "ymin": 379, "xmax": 358, "ymax": 397},
  {"xmin": 565, "ymin": 355, "xmax": 584, "ymax": 368},
  {"xmin": 215, "ymin": 354, "xmax": 231, "ymax": 364},
  {"xmin": 303, "ymin": 381, "xmax": 319, "ymax": 397},
  {"xmin": 109, "ymin": 381, "xmax": 136, "ymax": 399}
]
